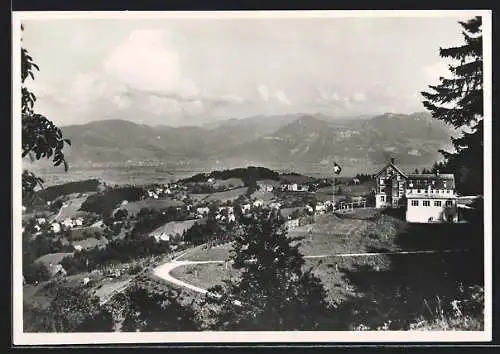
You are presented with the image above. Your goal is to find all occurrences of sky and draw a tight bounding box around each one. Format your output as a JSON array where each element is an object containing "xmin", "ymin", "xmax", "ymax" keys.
[{"xmin": 19, "ymin": 13, "xmax": 470, "ymax": 127}]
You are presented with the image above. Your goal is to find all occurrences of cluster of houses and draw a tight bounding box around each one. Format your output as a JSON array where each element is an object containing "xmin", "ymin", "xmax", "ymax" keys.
[
  {"xmin": 256, "ymin": 180, "xmax": 311, "ymax": 193},
  {"xmin": 31, "ymin": 216, "xmax": 85, "ymax": 235},
  {"xmin": 280, "ymin": 183, "xmax": 310, "ymax": 192},
  {"xmin": 144, "ymin": 185, "xmax": 173, "ymax": 200},
  {"xmin": 143, "ymin": 183, "xmax": 188, "ymax": 200}
]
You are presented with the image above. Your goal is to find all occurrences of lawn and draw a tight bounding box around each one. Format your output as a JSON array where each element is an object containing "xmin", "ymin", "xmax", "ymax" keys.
[
  {"xmin": 149, "ymin": 219, "xmax": 199, "ymax": 238},
  {"xmin": 177, "ymin": 244, "xmax": 233, "ymax": 262},
  {"xmin": 114, "ymin": 198, "xmax": 185, "ymax": 216},
  {"xmin": 204, "ymin": 187, "xmax": 249, "ymax": 203},
  {"xmin": 34, "ymin": 252, "xmax": 74, "ymax": 269},
  {"xmin": 52, "ymin": 195, "xmax": 90, "ymax": 222},
  {"xmin": 68, "ymin": 225, "xmax": 103, "ymax": 241},
  {"xmin": 170, "ymin": 263, "xmax": 241, "ymax": 290},
  {"xmin": 72, "ymin": 236, "xmax": 108, "ymax": 250}
]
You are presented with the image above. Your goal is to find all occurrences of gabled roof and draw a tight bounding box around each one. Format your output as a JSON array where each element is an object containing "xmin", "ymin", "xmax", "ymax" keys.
[{"xmin": 374, "ymin": 162, "xmax": 408, "ymax": 178}]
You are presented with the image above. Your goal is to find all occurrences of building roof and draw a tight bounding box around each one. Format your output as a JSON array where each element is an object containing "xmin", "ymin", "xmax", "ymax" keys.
[
  {"xmin": 406, "ymin": 193, "xmax": 457, "ymax": 199},
  {"xmin": 374, "ymin": 162, "xmax": 408, "ymax": 178},
  {"xmin": 406, "ymin": 174, "xmax": 455, "ymax": 190},
  {"xmin": 407, "ymin": 173, "xmax": 455, "ymax": 179}
]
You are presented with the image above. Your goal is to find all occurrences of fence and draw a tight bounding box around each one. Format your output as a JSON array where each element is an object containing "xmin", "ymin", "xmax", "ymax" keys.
[{"xmin": 334, "ymin": 198, "xmax": 368, "ymax": 213}]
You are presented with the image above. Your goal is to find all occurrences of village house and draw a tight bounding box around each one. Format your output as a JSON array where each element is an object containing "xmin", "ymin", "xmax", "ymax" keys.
[
  {"xmin": 62, "ymin": 218, "xmax": 74, "ymax": 228},
  {"xmin": 50, "ymin": 222, "xmax": 61, "ymax": 234},
  {"xmin": 253, "ymin": 199, "xmax": 264, "ymax": 208},
  {"xmin": 374, "ymin": 158, "xmax": 458, "ymax": 223},
  {"xmin": 36, "ymin": 217, "xmax": 47, "ymax": 225},
  {"xmin": 153, "ymin": 232, "xmax": 171, "ymax": 242},
  {"xmin": 315, "ymin": 202, "xmax": 326, "ymax": 215},
  {"xmin": 269, "ymin": 202, "xmax": 282, "ymax": 209},
  {"xmin": 281, "ymin": 183, "xmax": 309, "ymax": 192},
  {"xmin": 284, "ymin": 219, "xmax": 300, "ymax": 231},
  {"xmin": 196, "ymin": 207, "xmax": 210, "ymax": 218},
  {"xmin": 256, "ymin": 179, "xmax": 280, "ymax": 192},
  {"xmin": 74, "ymin": 217, "xmax": 84, "ymax": 227},
  {"xmin": 241, "ymin": 203, "xmax": 251, "ymax": 214}
]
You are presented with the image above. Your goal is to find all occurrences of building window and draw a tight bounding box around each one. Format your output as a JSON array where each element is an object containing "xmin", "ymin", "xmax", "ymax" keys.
[
  {"xmin": 380, "ymin": 196, "xmax": 385, "ymax": 202},
  {"xmin": 445, "ymin": 200, "xmax": 453, "ymax": 207},
  {"xmin": 434, "ymin": 201, "xmax": 442, "ymax": 207},
  {"xmin": 411, "ymin": 200, "xmax": 419, "ymax": 206},
  {"xmin": 417, "ymin": 189, "xmax": 421, "ymax": 193},
  {"xmin": 379, "ymin": 178, "xmax": 385, "ymax": 185},
  {"xmin": 423, "ymin": 200, "xmax": 430, "ymax": 207}
]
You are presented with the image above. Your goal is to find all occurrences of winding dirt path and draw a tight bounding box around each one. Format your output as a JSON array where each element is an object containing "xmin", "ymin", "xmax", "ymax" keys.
[{"xmin": 152, "ymin": 248, "xmax": 470, "ymax": 296}]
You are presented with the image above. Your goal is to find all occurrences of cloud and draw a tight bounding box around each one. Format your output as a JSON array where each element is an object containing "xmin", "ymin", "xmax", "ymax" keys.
[
  {"xmin": 257, "ymin": 85, "xmax": 270, "ymax": 101},
  {"xmin": 422, "ymin": 61, "xmax": 450, "ymax": 84},
  {"xmin": 352, "ymin": 92, "xmax": 366, "ymax": 102},
  {"xmin": 275, "ymin": 90, "xmax": 291, "ymax": 105},
  {"xmin": 317, "ymin": 87, "xmax": 340, "ymax": 102},
  {"xmin": 103, "ymin": 29, "xmax": 184, "ymax": 95},
  {"xmin": 220, "ymin": 94, "xmax": 244, "ymax": 104}
]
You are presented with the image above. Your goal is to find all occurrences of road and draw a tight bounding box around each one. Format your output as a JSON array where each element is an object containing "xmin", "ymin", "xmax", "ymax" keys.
[{"xmin": 151, "ymin": 248, "xmax": 471, "ymax": 297}]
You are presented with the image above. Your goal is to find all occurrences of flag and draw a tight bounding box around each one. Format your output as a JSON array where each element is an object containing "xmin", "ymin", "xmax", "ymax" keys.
[{"xmin": 333, "ymin": 162, "xmax": 342, "ymax": 175}]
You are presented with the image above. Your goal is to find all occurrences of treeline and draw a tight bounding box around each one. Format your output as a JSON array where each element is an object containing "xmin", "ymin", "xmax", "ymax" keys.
[
  {"xmin": 354, "ymin": 173, "xmax": 373, "ymax": 183},
  {"xmin": 79, "ymin": 186, "xmax": 144, "ymax": 218},
  {"xmin": 179, "ymin": 166, "xmax": 281, "ymax": 185},
  {"xmin": 23, "ymin": 232, "xmax": 75, "ymax": 284},
  {"xmin": 35, "ymin": 179, "xmax": 100, "ymax": 202},
  {"xmin": 59, "ymin": 236, "xmax": 172, "ymax": 275},
  {"xmin": 131, "ymin": 207, "xmax": 191, "ymax": 236}
]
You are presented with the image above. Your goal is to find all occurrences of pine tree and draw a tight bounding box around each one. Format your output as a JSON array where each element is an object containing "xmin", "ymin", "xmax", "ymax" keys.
[
  {"xmin": 421, "ymin": 16, "xmax": 483, "ymax": 195},
  {"xmin": 204, "ymin": 209, "xmax": 334, "ymax": 331}
]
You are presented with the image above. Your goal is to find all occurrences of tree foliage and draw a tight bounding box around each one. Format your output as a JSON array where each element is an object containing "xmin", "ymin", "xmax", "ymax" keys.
[
  {"xmin": 204, "ymin": 209, "xmax": 334, "ymax": 330},
  {"xmin": 121, "ymin": 285, "xmax": 199, "ymax": 331},
  {"xmin": 21, "ymin": 25, "xmax": 71, "ymax": 202},
  {"xmin": 421, "ymin": 16, "xmax": 483, "ymax": 195},
  {"xmin": 24, "ymin": 286, "xmax": 114, "ymax": 332}
]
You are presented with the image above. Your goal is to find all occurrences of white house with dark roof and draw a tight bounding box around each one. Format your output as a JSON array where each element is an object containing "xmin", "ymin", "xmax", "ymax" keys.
[
  {"xmin": 374, "ymin": 158, "xmax": 458, "ymax": 223},
  {"xmin": 405, "ymin": 173, "xmax": 458, "ymax": 223}
]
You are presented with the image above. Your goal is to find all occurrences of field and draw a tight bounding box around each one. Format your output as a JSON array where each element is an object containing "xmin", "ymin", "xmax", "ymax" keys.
[
  {"xmin": 52, "ymin": 195, "xmax": 90, "ymax": 222},
  {"xmin": 68, "ymin": 225, "xmax": 104, "ymax": 241},
  {"xmin": 316, "ymin": 180, "xmax": 375, "ymax": 197},
  {"xmin": 203, "ymin": 187, "xmax": 248, "ymax": 203},
  {"xmin": 249, "ymin": 189, "xmax": 275, "ymax": 202},
  {"xmin": 34, "ymin": 252, "xmax": 74, "ymax": 269},
  {"xmin": 149, "ymin": 219, "xmax": 199, "ymax": 238},
  {"xmin": 114, "ymin": 198, "xmax": 185, "ymax": 216},
  {"xmin": 170, "ymin": 263, "xmax": 241, "ymax": 290},
  {"xmin": 176, "ymin": 244, "xmax": 233, "ymax": 262},
  {"xmin": 168, "ymin": 209, "xmax": 483, "ymax": 329},
  {"xmin": 71, "ymin": 236, "xmax": 108, "ymax": 250}
]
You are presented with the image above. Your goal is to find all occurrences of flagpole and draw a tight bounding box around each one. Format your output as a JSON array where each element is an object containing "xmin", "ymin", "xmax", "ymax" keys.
[{"xmin": 332, "ymin": 175, "xmax": 335, "ymax": 212}]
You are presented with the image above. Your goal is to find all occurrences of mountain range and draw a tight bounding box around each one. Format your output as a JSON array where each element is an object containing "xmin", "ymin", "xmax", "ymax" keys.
[{"xmin": 51, "ymin": 112, "xmax": 455, "ymax": 172}]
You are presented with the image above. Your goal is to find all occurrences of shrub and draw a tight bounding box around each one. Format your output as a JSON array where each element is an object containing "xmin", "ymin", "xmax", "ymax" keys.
[{"xmin": 24, "ymin": 261, "xmax": 51, "ymax": 284}]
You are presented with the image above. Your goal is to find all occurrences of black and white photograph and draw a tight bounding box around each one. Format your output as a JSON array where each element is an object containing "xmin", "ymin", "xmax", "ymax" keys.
[{"xmin": 12, "ymin": 10, "xmax": 492, "ymax": 344}]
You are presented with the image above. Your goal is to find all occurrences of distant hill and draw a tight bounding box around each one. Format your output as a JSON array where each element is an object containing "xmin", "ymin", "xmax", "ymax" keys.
[
  {"xmin": 216, "ymin": 112, "xmax": 454, "ymax": 166},
  {"xmin": 55, "ymin": 112, "xmax": 454, "ymax": 169}
]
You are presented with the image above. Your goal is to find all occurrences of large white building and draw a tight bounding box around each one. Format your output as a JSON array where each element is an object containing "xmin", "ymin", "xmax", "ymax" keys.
[{"xmin": 375, "ymin": 159, "xmax": 458, "ymax": 223}]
